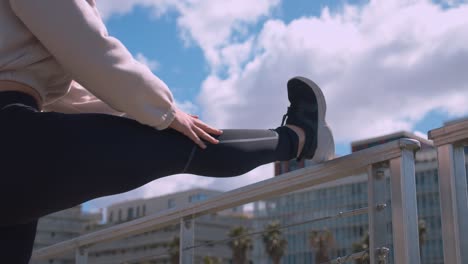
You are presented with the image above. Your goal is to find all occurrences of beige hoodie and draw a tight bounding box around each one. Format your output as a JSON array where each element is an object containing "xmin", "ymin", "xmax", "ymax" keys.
[{"xmin": 0, "ymin": 0, "xmax": 176, "ymax": 130}]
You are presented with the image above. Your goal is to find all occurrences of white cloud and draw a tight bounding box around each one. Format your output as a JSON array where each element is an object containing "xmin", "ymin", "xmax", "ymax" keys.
[
  {"xmin": 85, "ymin": 174, "xmax": 214, "ymax": 212},
  {"xmin": 175, "ymin": 99, "xmax": 198, "ymax": 114},
  {"xmin": 219, "ymin": 38, "xmax": 255, "ymax": 75},
  {"xmin": 86, "ymin": 0, "xmax": 281, "ymax": 211},
  {"xmin": 96, "ymin": 0, "xmax": 174, "ymax": 20},
  {"xmin": 199, "ymin": 0, "xmax": 468, "ymax": 145},
  {"xmin": 135, "ymin": 52, "xmax": 160, "ymax": 71},
  {"xmin": 97, "ymin": 0, "xmax": 280, "ymax": 70},
  {"xmin": 175, "ymin": 0, "xmax": 280, "ymax": 69},
  {"xmin": 204, "ymin": 164, "xmax": 274, "ymax": 193},
  {"xmin": 413, "ymin": 130, "xmax": 429, "ymax": 139},
  {"xmin": 87, "ymin": 0, "xmax": 468, "ymax": 212}
]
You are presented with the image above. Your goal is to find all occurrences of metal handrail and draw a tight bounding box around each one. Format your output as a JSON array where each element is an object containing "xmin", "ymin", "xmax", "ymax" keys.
[
  {"xmin": 428, "ymin": 119, "xmax": 468, "ymax": 146},
  {"xmin": 428, "ymin": 119, "xmax": 468, "ymax": 264},
  {"xmin": 32, "ymin": 138, "xmax": 421, "ymax": 262}
]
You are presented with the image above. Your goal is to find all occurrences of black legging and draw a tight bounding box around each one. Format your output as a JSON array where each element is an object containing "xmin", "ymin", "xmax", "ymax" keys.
[{"xmin": 0, "ymin": 91, "xmax": 298, "ymax": 262}]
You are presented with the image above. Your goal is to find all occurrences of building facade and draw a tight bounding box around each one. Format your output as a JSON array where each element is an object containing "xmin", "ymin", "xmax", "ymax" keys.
[
  {"xmin": 254, "ymin": 130, "xmax": 467, "ymax": 264},
  {"xmin": 106, "ymin": 188, "xmax": 243, "ymax": 225},
  {"xmin": 86, "ymin": 188, "xmax": 251, "ymax": 264},
  {"xmin": 31, "ymin": 206, "xmax": 102, "ymax": 264}
]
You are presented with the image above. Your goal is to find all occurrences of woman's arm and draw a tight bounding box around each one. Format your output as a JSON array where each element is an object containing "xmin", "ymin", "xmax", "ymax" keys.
[{"xmin": 10, "ymin": 0, "xmax": 176, "ymax": 130}]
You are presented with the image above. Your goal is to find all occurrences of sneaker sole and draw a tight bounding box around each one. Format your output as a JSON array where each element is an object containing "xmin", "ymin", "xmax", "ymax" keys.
[{"xmin": 293, "ymin": 76, "xmax": 335, "ymax": 163}]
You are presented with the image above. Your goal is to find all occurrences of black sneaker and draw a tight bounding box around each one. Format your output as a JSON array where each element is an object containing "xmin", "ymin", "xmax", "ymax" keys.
[{"xmin": 281, "ymin": 76, "xmax": 335, "ymax": 163}]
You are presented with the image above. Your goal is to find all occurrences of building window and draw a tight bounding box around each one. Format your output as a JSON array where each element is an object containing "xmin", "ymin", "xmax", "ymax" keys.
[
  {"xmin": 189, "ymin": 193, "xmax": 208, "ymax": 203},
  {"xmin": 109, "ymin": 212, "xmax": 114, "ymax": 223},
  {"xmin": 142, "ymin": 205, "xmax": 146, "ymax": 216},
  {"xmin": 136, "ymin": 206, "xmax": 140, "ymax": 217},
  {"xmin": 168, "ymin": 199, "xmax": 176, "ymax": 208},
  {"xmin": 118, "ymin": 209, "xmax": 122, "ymax": 222},
  {"xmin": 128, "ymin": 207, "xmax": 134, "ymax": 220}
]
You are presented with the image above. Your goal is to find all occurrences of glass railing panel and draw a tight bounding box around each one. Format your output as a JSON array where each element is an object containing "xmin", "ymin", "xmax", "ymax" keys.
[
  {"xmin": 414, "ymin": 149, "xmax": 444, "ymax": 264},
  {"xmin": 427, "ymin": 119, "xmax": 468, "ymax": 264},
  {"xmin": 31, "ymin": 206, "xmax": 97, "ymax": 264},
  {"xmin": 83, "ymin": 222, "xmax": 180, "ymax": 264},
  {"xmin": 465, "ymin": 145, "xmax": 468, "ymax": 194},
  {"xmin": 191, "ymin": 211, "xmax": 252, "ymax": 263},
  {"xmin": 189, "ymin": 173, "xmax": 382, "ymax": 264},
  {"xmin": 30, "ymin": 138, "xmax": 422, "ymax": 264}
]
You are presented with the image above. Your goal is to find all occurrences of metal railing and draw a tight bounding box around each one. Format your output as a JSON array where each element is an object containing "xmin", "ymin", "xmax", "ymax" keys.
[
  {"xmin": 31, "ymin": 138, "xmax": 422, "ymax": 264},
  {"xmin": 428, "ymin": 119, "xmax": 468, "ymax": 264}
]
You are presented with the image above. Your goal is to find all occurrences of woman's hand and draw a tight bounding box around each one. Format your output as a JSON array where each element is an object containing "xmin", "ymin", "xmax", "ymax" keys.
[{"xmin": 168, "ymin": 108, "xmax": 223, "ymax": 149}]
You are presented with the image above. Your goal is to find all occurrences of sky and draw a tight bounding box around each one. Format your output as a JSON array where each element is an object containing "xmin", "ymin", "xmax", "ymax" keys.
[{"xmin": 83, "ymin": 0, "xmax": 468, "ymax": 212}]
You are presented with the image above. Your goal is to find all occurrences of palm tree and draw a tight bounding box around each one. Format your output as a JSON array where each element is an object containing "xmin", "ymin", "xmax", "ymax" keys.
[
  {"xmin": 262, "ymin": 221, "xmax": 288, "ymax": 264},
  {"xmin": 352, "ymin": 233, "xmax": 369, "ymax": 264},
  {"xmin": 203, "ymin": 256, "xmax": 222, "ymax": 264},
  {"xmin": 310, "ymin": 229, "xmax": 335, "ymax": 264},
  {"xmin": 352, "ymin": 220, "xmax": 427, "ymax": 264},
  {"xmin": 168, "ymin": 236, "xmax": 180, "ymax": 264},
  {"xmin": 228, "ymin": 226, "xmax": 253, "ymax": 264}
]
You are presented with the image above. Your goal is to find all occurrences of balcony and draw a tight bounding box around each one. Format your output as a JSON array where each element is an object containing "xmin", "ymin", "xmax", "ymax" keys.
[{"xmin": 31, "ymin": 119, "xmax": 468, "ymax": 264}]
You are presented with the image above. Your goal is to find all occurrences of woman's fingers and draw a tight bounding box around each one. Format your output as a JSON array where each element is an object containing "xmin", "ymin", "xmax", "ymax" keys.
[
  {"xmin": 194, "ymin": 118, "xmax": 223, "ymax": 135},
  {"xmin": 194, "ymin": 125, "xmax": 219, "ymax": 145},
  {"xmin": 168, "ymin": 109, "xmax": 222, "ymax": 149},
  {"xmin": 186, "ymin": 127, "xmax": 206, "ymax": 149}
]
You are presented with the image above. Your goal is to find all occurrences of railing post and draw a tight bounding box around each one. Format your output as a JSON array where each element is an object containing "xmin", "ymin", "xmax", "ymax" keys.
[
  {"xmin": 75, "ymin": 247, "xmax": 88, "ymax": 264},
  {"xmin": 180, "ymin": 217, "xmax": 195, "ymax": 264},
  {"xmin": 389, "ymin": 139, "xmax": 421, "ymax": 264},
  {"xmin": 435, "ymin": 143, "xmax": 468, "ymax": 264},
  {"xmin": 368, "ymin": 163, "xmax": 389, "ymax": 264}
]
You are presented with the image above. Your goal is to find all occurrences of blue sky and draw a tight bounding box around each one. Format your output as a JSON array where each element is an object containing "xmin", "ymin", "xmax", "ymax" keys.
[
  {"xmin": 105, "ymin": 6, "xmax": 206, "ymax": 102},
  {"xmin": 84, "ymin": 0, "xmax": 468, "ymax": 211},
  {"xmin": 102, "ymin": 0, "xmax": 461, "ymax": 155},
  {"xmin": 104, "ymin": 1, "xmax": 370, "ymax": 111}
]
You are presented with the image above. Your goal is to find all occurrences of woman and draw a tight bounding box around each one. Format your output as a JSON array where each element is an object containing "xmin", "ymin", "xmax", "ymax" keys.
[{"xmin": 0, "ymin": 0, "xmax": 334, "ymax": 262}]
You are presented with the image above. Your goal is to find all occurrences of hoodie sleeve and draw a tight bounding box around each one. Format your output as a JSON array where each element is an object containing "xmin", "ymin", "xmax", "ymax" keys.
[
  {"xmin": 43, "ymin": 81, "xmax": 127, "ymax": 116},
  {"xmin": 9, "ymin": 0, "xmax": 176, "ymax": 130}
]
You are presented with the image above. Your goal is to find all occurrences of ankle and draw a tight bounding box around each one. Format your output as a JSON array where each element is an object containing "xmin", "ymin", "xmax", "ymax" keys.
[{"xmin": 285, "ymin": 125, "xmax": 305, "ymax": 157}]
